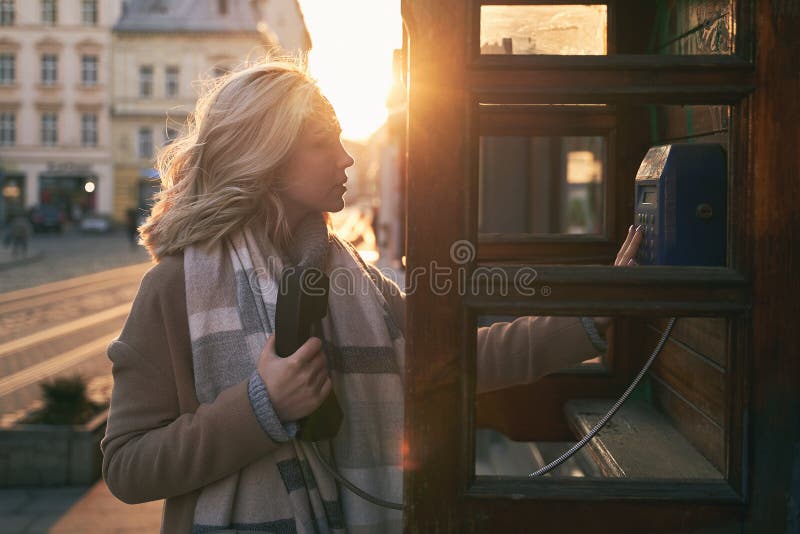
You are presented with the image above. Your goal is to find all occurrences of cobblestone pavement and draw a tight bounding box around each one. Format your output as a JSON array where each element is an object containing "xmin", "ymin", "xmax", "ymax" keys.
[
  {"xmin": 0, "ymin": 226, "xmax": 153, "ymax": 294},
  {"xmin": 0, "ymin": 275, "xmax": 141, "ymax": 345}
]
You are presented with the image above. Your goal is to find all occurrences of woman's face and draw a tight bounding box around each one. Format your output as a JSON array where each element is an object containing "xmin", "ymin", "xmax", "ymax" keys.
[{"xmin": 277, "ymin": 117, "xmax": 355, "ymax": 223}]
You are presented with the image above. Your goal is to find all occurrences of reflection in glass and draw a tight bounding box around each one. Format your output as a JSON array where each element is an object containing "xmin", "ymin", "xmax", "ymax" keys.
[
  {"xmin": 650, "ymin": 104, "xmax": 730, "ymax": 146},
  {"xmin": 475, "ymin": 315, "xmax": 729, "ymax": 480},
  {"xmin": 475, "ymin": 429, "xmax": 601, "ymax": 477},
  {"xmin": 652, "ymin": 0, "xmax": 733, "ymax": 55},
  {"xmin": 477, "ymin": 315, "xmax": 606, "ymax": 379},
  {"xmin": 480, "ymin": 5, "xmax": 608, "ymax": 55},
  {"xmin": 479, "ymin": 1, "xmax": 735, "ymax": 56},
  {"xmin": 478, "ymin": 136, "xmax": 605, "ymax": 235}
]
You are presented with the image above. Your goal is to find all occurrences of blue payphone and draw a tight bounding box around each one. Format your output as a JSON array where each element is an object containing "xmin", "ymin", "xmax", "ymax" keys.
[
  {"xmin": 530, "ymin": 144, "xmax": 728, "ymax": 477},
  {"xmin": 634, "ymin": 143, "xmax": 727, "ymax": 266}
]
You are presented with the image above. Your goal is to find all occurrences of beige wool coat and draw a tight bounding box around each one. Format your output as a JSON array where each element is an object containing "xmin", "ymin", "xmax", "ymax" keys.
[{"xmin": 101, "ymin": 252, "xmax": 599, "ymax": 533}]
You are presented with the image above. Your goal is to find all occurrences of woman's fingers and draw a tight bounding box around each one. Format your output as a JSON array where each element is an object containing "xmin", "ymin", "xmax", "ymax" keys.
[
  {"xmin": 615, "ymin": 225, "xmax": 643, "ymax": 266},
  {"xmin": 291, "ymin": 336, "xmax": 323, "ymax": 363},
  {"xmin": 622, "ymin": 227, "xmax": 643, "ymax": 265},
  {"xmin": 615, "ymin": 225, "xmax": 635, "ymax": 264},
  {"xmin": 312, "ymin": 367, "xmax": 331, "ymax": 394},
  {"xmin": 306, "ymin": 350, "xmax": 328, "ymax": 384}
]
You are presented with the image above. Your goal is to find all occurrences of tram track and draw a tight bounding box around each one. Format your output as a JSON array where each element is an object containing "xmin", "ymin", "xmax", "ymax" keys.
[
  {"xmin": 0, "ymin": 262, "xmax": 151, "ymax": 416},
  {"xmin": 0, "ymin": 263, "xmax": 150, "ymax": 314}
]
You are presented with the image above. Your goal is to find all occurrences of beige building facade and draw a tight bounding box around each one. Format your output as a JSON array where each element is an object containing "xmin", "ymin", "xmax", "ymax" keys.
[
  {"xmin": 111, "ymin": 0, "xmax": 310, "ymax": 225},
  {"xmin": 110, "ymin": 31, "xmax": 270, "ymax": 224},
  {"xmin": 252, "ymin": 0, "xmax": 311, "ymax": 54},
  {"xmin": 0, "ymin": 0, "xmax": 122, "ymax": 224}
]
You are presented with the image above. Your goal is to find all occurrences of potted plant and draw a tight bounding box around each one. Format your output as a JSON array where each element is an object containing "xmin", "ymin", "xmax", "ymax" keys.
[{"xmin": 0, "ymin": 375, "xmax": 110, "ymax": 487}]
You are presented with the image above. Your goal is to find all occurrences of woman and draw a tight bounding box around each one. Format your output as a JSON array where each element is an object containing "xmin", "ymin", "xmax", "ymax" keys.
[{"xmin": 101, "ymin": 58, "xmax": 643, "ymax": 533}]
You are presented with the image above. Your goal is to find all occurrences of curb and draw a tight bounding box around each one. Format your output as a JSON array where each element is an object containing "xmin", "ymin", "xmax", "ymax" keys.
[{"xmin": 0, "ymin": 251, "xmax": 45, "ymax": 271}]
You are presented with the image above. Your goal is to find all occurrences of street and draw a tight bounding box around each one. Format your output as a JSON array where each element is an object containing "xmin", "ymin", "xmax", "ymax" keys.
[
  {"xmin": 0, "ymin": 227, "xmax": 152, "ymax": 294},
  {"xmin": 0, "ymin": 263, "xmax": 148, "ymax": 419}
]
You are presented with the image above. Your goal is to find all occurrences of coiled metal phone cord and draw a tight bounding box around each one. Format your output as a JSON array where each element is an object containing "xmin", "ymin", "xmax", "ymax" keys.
[
  {"xmin": 310, "ymin": 317, "xmax": 677, "ymax": 506},
  {"xmin": 528, "ymin": 317, "xmax": 677, "ymax": 477}
]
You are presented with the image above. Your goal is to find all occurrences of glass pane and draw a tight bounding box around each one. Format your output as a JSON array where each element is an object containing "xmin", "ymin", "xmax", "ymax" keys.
[
  {"xmin": 480, "ymin": 4, "xmax": 608, "ymax": 55},
  {"xmin": 651, "ymin": 0, "xmax": 733, "ymax": 55},
  {"xmin": 473, "ymin": 316, "xmax": 607, "ymax": 373},
  {"xmin": 475, "ymin": 315, "xmax": 730, "ymax": 480},
  {"xmin": 478, "ymin": 136, "xmax": 605, "ymax": 235},
  {"xmin": 649, "ymin": 104, "xmax": 729, "ymax": 145},
  {"xmin": 479, "ymin": 1, "xmax": 735, "ymax": 56}
]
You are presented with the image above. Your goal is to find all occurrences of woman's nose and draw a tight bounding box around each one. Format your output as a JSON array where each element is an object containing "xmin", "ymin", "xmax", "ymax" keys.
[{"xmin": 339, "ymin": 143, "xmax": 355, "ymax": 169}]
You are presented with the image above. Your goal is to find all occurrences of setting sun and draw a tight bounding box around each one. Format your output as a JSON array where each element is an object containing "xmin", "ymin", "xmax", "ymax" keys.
[{"xmin": 298, "ymin": 0, "xmax": 402, "ymax": 141}]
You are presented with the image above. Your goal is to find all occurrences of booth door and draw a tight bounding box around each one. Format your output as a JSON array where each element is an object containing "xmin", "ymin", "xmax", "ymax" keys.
[{"xmin": 401, "ymin": 0, "xmax": 758, "ymax": 531}]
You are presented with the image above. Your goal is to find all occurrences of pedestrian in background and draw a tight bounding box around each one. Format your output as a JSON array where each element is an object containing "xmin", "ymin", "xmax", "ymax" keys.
[
  {"xmin": 125, "ymin": 208, "xmax": 139, "ymax": 249},
  {"xmin": 8, "ymin": 210, "xmax": 32, "ymax": 258}
]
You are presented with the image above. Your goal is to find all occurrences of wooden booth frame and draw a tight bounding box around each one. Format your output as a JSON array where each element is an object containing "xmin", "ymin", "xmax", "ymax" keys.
[{"xmin": 399, "ymin": 0, "xmax": 771, "ymax": 532}]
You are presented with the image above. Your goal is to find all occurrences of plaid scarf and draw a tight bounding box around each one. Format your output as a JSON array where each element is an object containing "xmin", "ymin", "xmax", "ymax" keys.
[{"xmin": 184, "ymin": 212, "xmax": 406, "ymax": 533}]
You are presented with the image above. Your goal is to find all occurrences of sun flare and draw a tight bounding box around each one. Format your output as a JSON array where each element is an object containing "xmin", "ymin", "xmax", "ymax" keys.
[{"xmin": 299, "ymin": 0, "xmax": 402, "ymax": 141}]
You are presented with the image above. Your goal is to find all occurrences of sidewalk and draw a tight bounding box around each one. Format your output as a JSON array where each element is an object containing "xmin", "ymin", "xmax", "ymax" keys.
[
  {"xmin": 0, "ymin": 481, "xmax": 163, "ymax": 533},
  {"xmin": 49, "ymin": 481, "xmax": 163, "ymax": 533}
]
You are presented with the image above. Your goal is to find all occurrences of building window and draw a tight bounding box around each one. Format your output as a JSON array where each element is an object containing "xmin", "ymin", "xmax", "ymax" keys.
[
  {"xmin": 81, "ymin": 0, "xmax": 97, "ymax": 25},
  {"xmin": 0, "ymin": 54, "xmax": 14, "ymax": 85},
  {"xmin": 41, "ymin": 0, "xmax": 56, "ymax": 25},
  {"xmin": 139, "ymin": 65, "xmax": 152, "ymax": 98},
  {"xmin": 81, "ymin": 55, "xmax": 97, "ymax": 86},
  {"xmin": 165, "ymin": 66, "xmax": 179, "ymax": 97},
  {"xmin": 81, "ymin": 113, "xmax": 97, "ymax": 147},
  {"xmin": 0, "ymin": 0, "xmax": 14, "ymax": 26},
  {"xmin": 138, "ymin": 127, "xmax": 153, "ymax": 158},
  {"xmin": 41, "ymin": 54, "xmax": 58, "ymax": 86},
  {"xmin": 41, "ymin": 112, "xmax": 57, "ymax": 146},
  {"xmin": 0, "ymin": 112, "xmax": 15, "ymax": 146}
]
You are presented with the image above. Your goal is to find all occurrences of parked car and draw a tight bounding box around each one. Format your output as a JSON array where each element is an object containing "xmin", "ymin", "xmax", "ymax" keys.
[
  {"xmin": 29, "ymin": 204, "xmax": 65, "ymax": 233},
  {"xmin": 79, "ymin": 213, "xmax": 113, "ymax": 233}
]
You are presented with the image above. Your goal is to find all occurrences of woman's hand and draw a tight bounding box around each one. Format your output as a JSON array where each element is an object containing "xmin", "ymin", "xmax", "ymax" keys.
[
  {"xmin": 257, "ymin": 335, "xmax": 332, "ymax": 423},
  {"xmin": 615, "ymin": 225, "xmax": 644, "ymax": 266},
  {"xmin": 594, "ymin": 225, "xmax": 645, "ymax": 334}
]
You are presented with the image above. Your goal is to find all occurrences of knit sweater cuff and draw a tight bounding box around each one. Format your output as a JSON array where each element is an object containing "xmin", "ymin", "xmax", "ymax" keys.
[{"xmin": 247, "ymin": 370, "xmax": 298, "ymax": 442}]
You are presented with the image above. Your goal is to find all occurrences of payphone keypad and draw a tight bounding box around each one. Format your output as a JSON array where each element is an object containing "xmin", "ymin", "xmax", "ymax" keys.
[{"xmin": 636, "ymin": 212, "xmax": 657, "ymax": 263}]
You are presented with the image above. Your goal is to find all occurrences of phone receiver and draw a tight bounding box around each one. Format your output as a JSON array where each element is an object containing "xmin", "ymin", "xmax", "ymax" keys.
[
  {"xmin": 275, "ymin": 266, "xmax": 343, "ymax": 442},
  {"xmin": 274, "ymin": 267, "xmax": 402, "ymax": 509}
]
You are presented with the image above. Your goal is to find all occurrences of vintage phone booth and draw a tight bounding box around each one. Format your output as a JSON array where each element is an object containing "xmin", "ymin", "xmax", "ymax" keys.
[{"xmin": 400, "ymin": 0, "xmax": 798, "ymax": 531}]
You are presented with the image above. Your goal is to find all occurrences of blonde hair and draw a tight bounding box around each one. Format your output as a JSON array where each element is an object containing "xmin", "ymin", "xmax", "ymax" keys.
[{"xmin": 138, "ymin": 56, "xmax": 337, "ymax": 262}]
